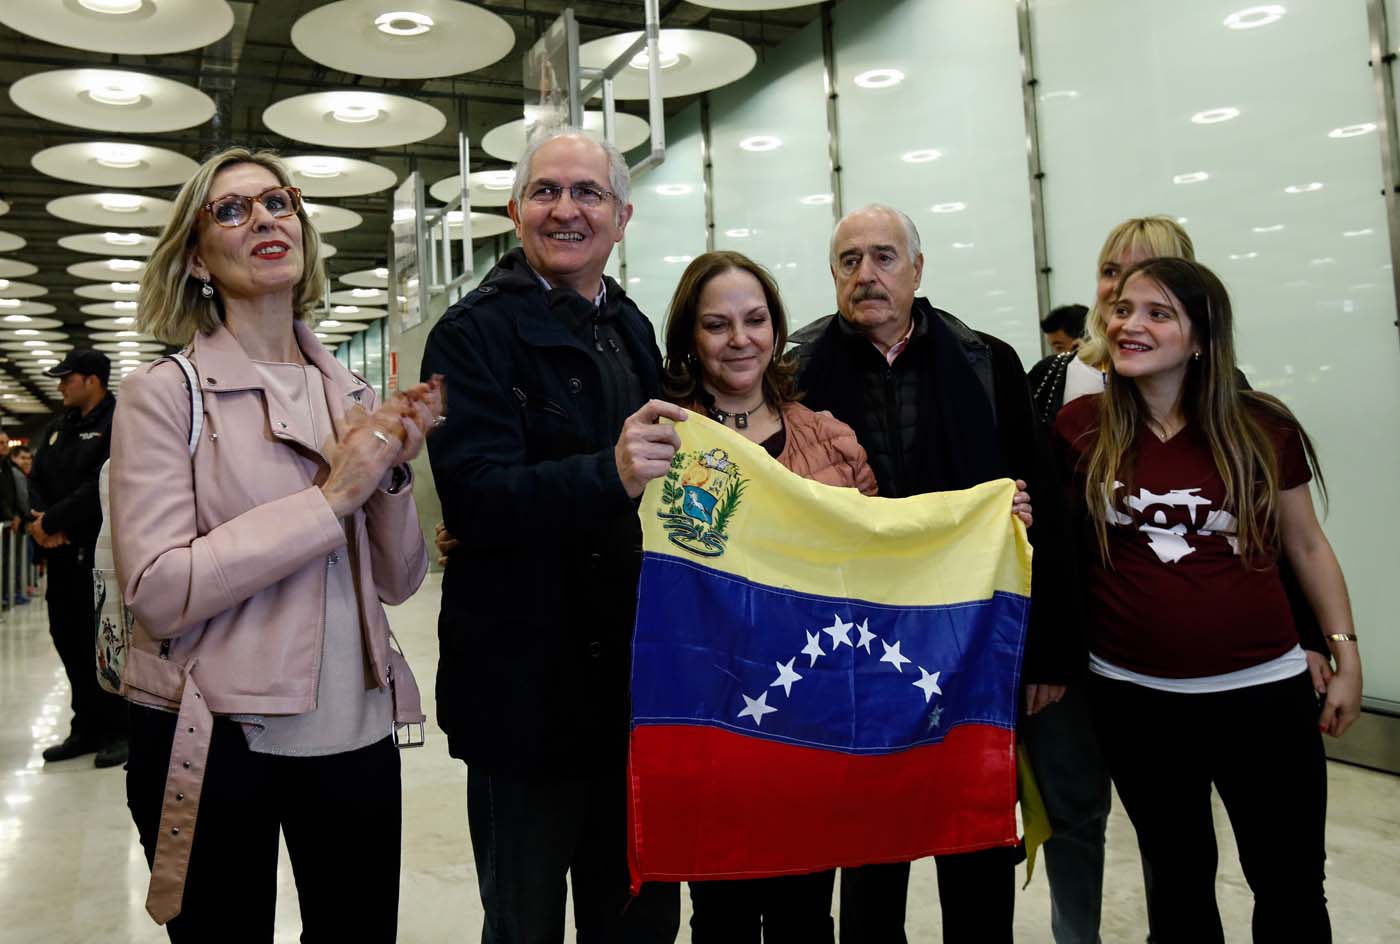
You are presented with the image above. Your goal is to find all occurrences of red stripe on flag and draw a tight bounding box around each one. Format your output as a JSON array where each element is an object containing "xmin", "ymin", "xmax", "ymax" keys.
[{"xmin": 628, "ymin": 723, "xmax": 1018, "ymax": 892}]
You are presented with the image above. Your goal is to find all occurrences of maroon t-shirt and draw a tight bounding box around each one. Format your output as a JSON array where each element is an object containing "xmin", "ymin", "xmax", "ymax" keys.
[{"xmin": 1055, "ymin": 395, "xmax": 1311, "ymax": 678}]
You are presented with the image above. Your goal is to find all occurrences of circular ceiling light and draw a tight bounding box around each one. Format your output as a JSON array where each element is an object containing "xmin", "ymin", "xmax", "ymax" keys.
[
  {"xmin": 739, "ymin": 135, "xmax": 782, "ymax": 152},
  {"xmin": 88, "ymin": 75, "xmax": 144, "ymax": 106},
  {"xmin": 480, "ymin": 171, "xmax": 515, "ymax": 190},
  {"xmin": 725, "ymin": 228, "xmax": 751, "ymax": 238},
  {"xmin": 663, "ymin": 255, "xmax": 693, "ymax": 264},
  {"xmin": 103, "ymin": 231, "xmax": 143, "ymax": 246},
  {"xmin": 800, "ymin": 193, "xmax": 833, "ymax": 206},
  {"xmin": 629, "ymin": 46, "xmax": 681, "ymax": 70},
  {"xmin": 655, "ymin": 184, "xmax": 693, "ymax": 196},
  {"xmin": 320, "ymin": 319, "xmax": 344, "ymax": 328},
  {"xmin": 1253, "ymin": 224, "xmax": 1284, "ymax": 233},
  {"xmin": 374, "ymin": 11, "xmax": 434, "ymax": 36},
  {"xmin": 1328, "ymin": 123, "xmax": 1377, "ymax": 139},
  {"xmin": 1191, "ymin": 107, "xmax": 1239, "ymax": 124},
  {"xmin": 1172, "ymin": 171, "xmax": 1210, "ymax": 184},
  {"xmin": 98, "ymin": 193, "xmax": 144, "ymax": 212},
  {"xmin": 483, "ymin": 110, "xmax": 650, "ymax": 162},
  {"xmin": 1224, "ymin": 5, "xmax": 1286, "ymax": 30},
  {"xmin": 853, "ymin": 68, "xmax": 904, "ymax": 89},
  {"xmin": 298, "ymin": 157, "xmax": 343, "ymax": 178},
  {"xmin": 578, "ymin": 29, "xmax": 755, "ymax": 99},
  {"xmin": 951, "ymin": 242, "xmax": 975, "ymax": 250},
  {"xmin": 14, "ymin": 329, "xmax": 38, "ymax": 337},
  {"xmin": 351, "ymin": 287, "xmax": 380, "ymax": 298},
  {"xmin": 95, "ymin": 143, "xmax": 143, "ymax": 168},
  {"xmin": 114, "ymin": 306, "xmax": 136, "ymax": 314},
  {"xmin": 111, "ymin": 282, "xmax": 140, "ymax": 293},
  {"xmin": 1, "ymin": 312, "xmax": 28, "ymax": 319},
  {"xmin": 117, "ymin": 340, "xmax": 141, "ymax": 348},
  {"xmin": 930, "ymin": 201, "xmax": 967, "ymax": 213},
  {"xmin": 332, "ymin": 99, "xmax": 381, "ymax": 124},
  {"xmin": 77, "ymin": 0, "xmax": 142, "ymax": 12},
  {"xmin": 373, "ymin": 267, "xmax": 389, "ymax": 279},
  {"xmin": 902, "ymin": 149, "xmax": 942, "ymax": 163},
  {"xmin": 1343, "ymin": 228, "xmax": 1373, "ymax": 237},
  {"xmin": 0, "ymin": 282, "xmax": 10, "ymax": 292},
  {"xmin": 107, "ymin": 258, "xmax": 142, "ymax": 272},
  {"xmin": 1284, "ymin": 181, "xmax": 1324, "ymax": 193}
]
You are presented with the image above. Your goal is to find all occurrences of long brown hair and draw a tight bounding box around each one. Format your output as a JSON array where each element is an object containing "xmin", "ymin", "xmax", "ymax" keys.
[
  {"xmin": 1079, "ymin": 257, "xmax": 1325, "ymax": 568},
  {"xmin": 661, "ymin": 251, "xmax": 799, "ymax": 406},
  {"xmin": 139, "ymin": 146, "xmax": 326, "ymax": 346}
]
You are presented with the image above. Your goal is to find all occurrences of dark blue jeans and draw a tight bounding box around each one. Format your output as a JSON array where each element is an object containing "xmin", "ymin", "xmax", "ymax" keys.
[
  {"xmin": 689, "ymin": 870, "xmax": 835, "ymax": 943},
  {"xmin": 1089, "ymin": 671, "xmax": 1330, "ymax": 944},
  {"xmin": 466, "ymin": 765, "xmax": 680, "ymax": 944},
  {"xmin": 838, "ymin": 846, "xmax": 1016, "ymax": 943}
]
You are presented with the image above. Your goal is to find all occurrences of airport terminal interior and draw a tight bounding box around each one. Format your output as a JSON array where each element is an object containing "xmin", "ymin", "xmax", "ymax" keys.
[{"xmin": 1, "ymin": 0, "xmax": 1399, "ymax": 940}]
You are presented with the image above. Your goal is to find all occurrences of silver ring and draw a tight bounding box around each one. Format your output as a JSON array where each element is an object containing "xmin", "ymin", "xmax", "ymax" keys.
[{"xmin": 371, "ymin": 429, "xmax": 394, "ymax": 447}]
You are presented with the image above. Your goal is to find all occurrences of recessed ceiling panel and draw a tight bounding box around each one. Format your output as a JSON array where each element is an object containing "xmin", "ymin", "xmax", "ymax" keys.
[
  {"xmin": 10, "ymin": 69, "xmax": 215, "ymax": 133},
  {"xmin": 48, "ymin": 192, "xmax": 173, "ymax": 228},
  {"xmin": 0, "ymin": 0, "xmax": 234, "ymax": 55},
  {"xmin": 58, "ymin": 232, "xmax": 159, "ymax": 257},
  {"xmin": 32, "ymin": 141, "xmax": 198, "ymax": 188},
  {"xmin": 285, "ymin": 154, "xmax": 398, "ymax": 197},
  {"xmin": 263, "ymin": 91, "xmax": 446, "ymax": 148},
  {"xmin": 290, "ymin": 0, "xmax": 513, "ymax": 79},
  {"xmin": 577, "ymin": 30, "xmax": 756, "ymax": 100},
  {"xmin": 67, "ymin": 259, "xmax": 148, "ymax": 281}
]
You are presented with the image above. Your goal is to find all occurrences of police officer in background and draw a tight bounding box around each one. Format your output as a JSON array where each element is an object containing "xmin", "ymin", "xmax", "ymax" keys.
[{"xmin": 29, "ymin": 349, "xmax": 126, "ymax": 768}]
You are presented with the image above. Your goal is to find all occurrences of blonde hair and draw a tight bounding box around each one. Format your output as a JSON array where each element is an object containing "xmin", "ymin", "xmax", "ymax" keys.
[
  {"xmin": 139, "ymin": 147, "xmax": 326, "ymax": 345},
  {"xmin": 1077, "ymin": 257, "xmax": 1324, "ymax": 569},
  {"xmin": 1078, "ymin": 216, "xmax": 1195, "ymax": 368}
]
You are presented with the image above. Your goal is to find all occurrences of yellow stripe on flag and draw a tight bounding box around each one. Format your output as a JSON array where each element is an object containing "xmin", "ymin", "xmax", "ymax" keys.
[{"xmin": 640, "ymin": 412, "xmax": 1031, "ymax": 608}]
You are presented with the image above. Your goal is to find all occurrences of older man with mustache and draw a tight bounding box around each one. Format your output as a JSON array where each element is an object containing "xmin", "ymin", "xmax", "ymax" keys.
[{"xmin": 789, "ymin": 204, "xmax": 1082, "ymax": 943}]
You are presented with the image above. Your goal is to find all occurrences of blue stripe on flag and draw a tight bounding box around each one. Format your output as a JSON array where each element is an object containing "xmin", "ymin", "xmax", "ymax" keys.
[{"xmin": 632, "ymin": 553, "xmax": 1029, "ymax": 755}]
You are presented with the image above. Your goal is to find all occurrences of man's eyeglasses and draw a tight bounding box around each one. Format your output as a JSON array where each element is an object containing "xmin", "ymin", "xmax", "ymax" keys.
[
  {"xmin": 202, "ymin": 185, "xmax": 303, "ymax": 228},
  {"xmin": 526, "ymin": 183, "xmax": 616, "ymax": 209}
]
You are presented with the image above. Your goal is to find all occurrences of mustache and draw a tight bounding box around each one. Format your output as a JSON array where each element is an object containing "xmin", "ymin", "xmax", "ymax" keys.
[{"xmin": 852, "ymin": 286, "xmax": 890, "ymax": 302}]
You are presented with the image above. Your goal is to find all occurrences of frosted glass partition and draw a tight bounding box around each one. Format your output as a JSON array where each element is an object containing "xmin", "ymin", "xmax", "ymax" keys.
[
  {"xmin": 621, "ymin": 104, "xmax": 706, "ymax": 335},
  {"xmin": 835, "ymin": 0, "xmax": 1041, "ymax": 366},
  {"xmin": 710, "ymin": 20, "xmax": 834, "ymax": 329},
  {"xmin": 1034, "ymin": 0, "xmax": 1400, "ymax": 701}
]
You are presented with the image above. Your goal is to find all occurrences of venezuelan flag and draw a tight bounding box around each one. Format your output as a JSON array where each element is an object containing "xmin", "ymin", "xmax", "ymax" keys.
[{"xmin": 628, "ymin": 413, "xmax": 1031, "ymax": 890}]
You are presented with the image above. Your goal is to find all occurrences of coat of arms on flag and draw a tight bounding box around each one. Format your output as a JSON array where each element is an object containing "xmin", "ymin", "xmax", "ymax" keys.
[{"xmin": 628, "ymin": 413, "xmax": 1032, "ymax": 890}]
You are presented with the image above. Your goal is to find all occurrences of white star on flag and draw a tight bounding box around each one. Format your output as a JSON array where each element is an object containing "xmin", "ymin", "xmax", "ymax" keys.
[
  {"xmin": 913, "ymin": 667, "xmax": 942, "ymax": 703},
  {"xmin": 770, "ymin": 658, "xmax": 803, "ymax": 697},
  {"xmin": 738, "ymin": 692, "xmax": 778, "ymax": 727},
  {"xmin": 801, "ymin": 631, "xmax": 826, "ymax": 667},
  {"xmin": 823, "ymin": 614, "xmax": 854, "ymax": 649},
  {"xmin": 880, "ymin": 639, "xmax": 911, "ymax": 673},
  {"xmin": 855, "ymin": 619, "xmax": 877, "ymax": 653}
]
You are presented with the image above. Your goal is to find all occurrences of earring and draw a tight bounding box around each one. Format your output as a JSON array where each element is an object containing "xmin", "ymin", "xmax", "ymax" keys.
[
  {"xmin": 200, "ymin": 278, "xmax": 214, "ymax": 299},
  {"xmin": 1192, "ymin": 351, "xmax": 1201, "ymax": 361}
]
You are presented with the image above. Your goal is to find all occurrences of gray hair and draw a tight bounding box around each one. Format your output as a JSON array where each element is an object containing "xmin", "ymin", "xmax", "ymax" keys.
[
  {"xmin": 829, "ymin": 203, "xmax": 922, "ymax": 266},
  {"xmin": 511, "ymin": 126, "xmax": 632, "ymax": 220}
]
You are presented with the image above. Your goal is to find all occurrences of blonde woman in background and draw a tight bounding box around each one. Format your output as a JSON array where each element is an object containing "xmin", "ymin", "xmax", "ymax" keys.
[{"xmin": 111, "ymin": 146, "xmax": 440, "ymax": 942}]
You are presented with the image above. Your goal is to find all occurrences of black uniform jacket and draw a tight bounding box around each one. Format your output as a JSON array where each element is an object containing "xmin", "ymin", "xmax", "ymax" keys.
[
  {"xmin": 422, "ymin": 249, "xmax": 663, "ymax": 775},
  {"xmin": 30, "ymin": 392, "xmax": 115, "ymax": 563}
]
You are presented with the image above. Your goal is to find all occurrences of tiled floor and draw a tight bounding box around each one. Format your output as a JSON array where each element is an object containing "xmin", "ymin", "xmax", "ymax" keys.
[{"xmin": 2, "ymin": 574, "xmax": 1397, "ymax": 943}]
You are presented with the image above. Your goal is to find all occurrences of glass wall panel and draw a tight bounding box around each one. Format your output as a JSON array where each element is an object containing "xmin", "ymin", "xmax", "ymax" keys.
[
  {"xmin": 364, "ymin": 319, "xmax": 385, "ymax": 397},
  {"xmin": 348, "ymin": 330, "xmax": 366, "ymax": 379},
  {"xmin": 621, "ymin": 103, "xmax": 707, "ymax": 336},
  {"xmin": 1034, "ymin": 0, "xmax": 1400, "ymax": 700},
  {"xmin": 835, "ymin": 0, "xmax": 1042, "ymax": 366},
  {"xmin": 710, "ymin": 21, "xmax": 833, "ymax": 329}
]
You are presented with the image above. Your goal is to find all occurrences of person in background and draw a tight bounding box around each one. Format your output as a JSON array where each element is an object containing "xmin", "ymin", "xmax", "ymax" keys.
[
  {"xmin": 1055, "ymin": 257, "xmax": 1361, "ymax": 942},
  {"xmin": 29, "ymin": 349, "xmax": 124, "ymax": 768},
  {"xmin": 660, "ymin": 250, "xmax": 876, "ymax": 942},
  {"xmin": 113, "ymin": 146, "xmax": 436, "ymax": 940},
  {"xmin": 0, "ymin": 434, "xmax": 23, "ymax": 607},
  {"xmin": 791, "ymin": 203, "xmax": 1078, "ymax": 944},
  {"xmin": 1041, "ymin": 303, "xmax": 1088, "ymax": 355},
  {"xmin": 10, "ymin": 440, "xmax": 30, "ymax": 603},
  {"xmin": 422, "ymin": 127, "xmax": 683, "ymax": 943},
  {"xmin": 12, "ymin": 445, "xmax": 37, "ymax": 596}
]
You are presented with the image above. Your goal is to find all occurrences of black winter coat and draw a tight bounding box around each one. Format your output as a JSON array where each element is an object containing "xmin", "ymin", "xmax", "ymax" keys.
[
  {"xmin": 793, "ymin": 304, "xmax": 1084, "ymax": 685},
  {"xmin": 30, "ymin": 392, "xmax": 115, "ymax": 562},
  {"xmin": 422, "ymin": 249, "xmax": 662, "ymax": 775}
]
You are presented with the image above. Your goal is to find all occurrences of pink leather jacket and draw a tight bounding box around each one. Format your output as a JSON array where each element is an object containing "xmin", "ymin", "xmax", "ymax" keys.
[{"xmin": 109, "ymin": 320, "xmax": 428, "ymax": 923}]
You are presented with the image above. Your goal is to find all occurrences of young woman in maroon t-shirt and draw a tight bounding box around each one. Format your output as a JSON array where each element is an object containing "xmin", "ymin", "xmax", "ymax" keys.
[{"xmin": 1055, "ymin": 257, "xmax": 1362, "ymax": 943}]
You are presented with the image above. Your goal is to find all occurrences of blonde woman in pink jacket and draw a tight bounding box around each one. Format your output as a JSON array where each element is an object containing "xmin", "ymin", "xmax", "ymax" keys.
[{"xmin": 111, "ymin": 147, "xmax": 440, "ymax": 942}]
